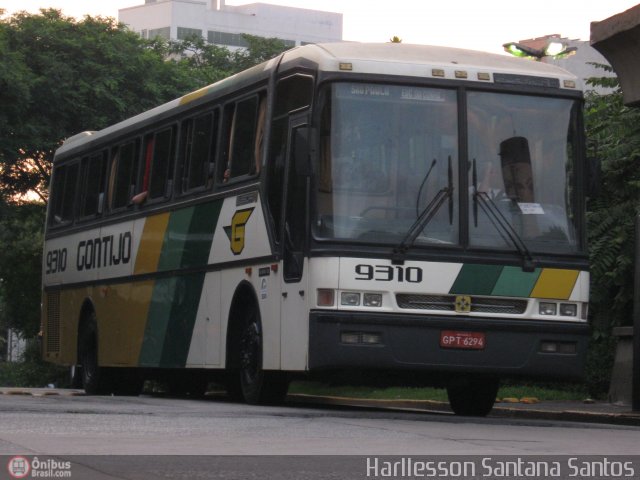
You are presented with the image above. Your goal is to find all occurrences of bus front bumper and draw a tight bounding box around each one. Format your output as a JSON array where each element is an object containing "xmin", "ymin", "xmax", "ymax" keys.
[{"xmin": 308, "ymin": 311, "xmax": 589, "ymax": 379}]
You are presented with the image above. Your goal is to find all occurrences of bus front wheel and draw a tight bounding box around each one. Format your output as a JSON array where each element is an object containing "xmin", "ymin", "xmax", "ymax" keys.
[
  {"xmin": 446, "ymin": 376, "xmax": 499, "ymax": 417},
  {"xmin": 237, "ymin": 306, "xmax": 288, "ymax": 405}
]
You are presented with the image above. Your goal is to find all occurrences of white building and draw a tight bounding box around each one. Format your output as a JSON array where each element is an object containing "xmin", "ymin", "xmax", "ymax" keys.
[{"xmin": 119, "ymin": 0, "xmax": 343, "ymax": 48}]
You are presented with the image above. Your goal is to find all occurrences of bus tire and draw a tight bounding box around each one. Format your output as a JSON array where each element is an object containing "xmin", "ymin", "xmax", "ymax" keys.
[
  {"xmin": 78, "ymin": 312, "xmax": 111, "ymax": 395},
  {"xmin": 238, "ymin": 305, "xmax": 289, "ymax": 405},
  {"xmin": 446, "ymin": 376, "xmax": 499, "ymax": 417}
]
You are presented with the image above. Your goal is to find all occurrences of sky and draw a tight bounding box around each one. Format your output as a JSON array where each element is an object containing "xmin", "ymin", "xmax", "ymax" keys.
[{"xmin": 2, "ymin": 0, "xmax": 639, "ymax": 54}]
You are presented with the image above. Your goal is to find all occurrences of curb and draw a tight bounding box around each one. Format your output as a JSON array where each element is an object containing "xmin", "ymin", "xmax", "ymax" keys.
[
  {"xmin": 0, "ymin": 388, "xmax": 85, "ymax": 397},
  {"xmin": 287, "ymin": 394, "xmax": 640, "ymax": 427}
]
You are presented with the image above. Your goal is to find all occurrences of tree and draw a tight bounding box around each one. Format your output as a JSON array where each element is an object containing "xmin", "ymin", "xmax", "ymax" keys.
[
  {"xmin": 0, "ymin": 11, "xmax": 291, "ymax": 339},
  {"xmin": 585, "ymin": 66, "xmax": 640, "ymax": 330},
  {"xmin": 0, "ymin": 9, "xmax": 195, "ymax": 201},
  {"xmin": 0, "ymin": 199, "xmax": 45, "ymax": 337},
  {"xmin": 165, "ymin": 34, "xmax": 236, "ymax": 87},
  {"xmin": 232, "ymin": 34, "xmax": 290, "ymax": 72},
  {"xmin": 165, "ymin": 33, "xmax": 291, "ymax": 85},
  {"xmin": 583, "ymin": 66, "xmax": 640, "ymax": 395}
]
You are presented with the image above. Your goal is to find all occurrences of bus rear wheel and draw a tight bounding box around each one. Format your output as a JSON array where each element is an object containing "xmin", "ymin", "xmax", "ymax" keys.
[
  {"xmin": 78, "ymin": 313, "xmax": 111, "ymax": 395},
  {"xmin": 238, "ymin": 307, "xmax": 288, "ymax": 405},
  {"xmin": 446, "ymin": 376, "xmax": 499, "ymax": 417}
]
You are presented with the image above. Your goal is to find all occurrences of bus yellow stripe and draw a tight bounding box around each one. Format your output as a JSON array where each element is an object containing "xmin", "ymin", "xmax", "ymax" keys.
[
  {"xmin": 179, "ymin": 86, "xmax": 210, "ymax": 106},
  {"xmin": 134, "ymin": 213, "xmax": 170, "ymax": 275},
  {"xmin": 530, "ymin": 268, "xmax": 580, "ymax": 300}
]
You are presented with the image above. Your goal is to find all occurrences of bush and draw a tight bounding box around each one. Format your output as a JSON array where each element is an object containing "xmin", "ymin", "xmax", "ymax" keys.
[{"xmin": 0, "ymin": 339, "xmax": 70, "ymax": 388}]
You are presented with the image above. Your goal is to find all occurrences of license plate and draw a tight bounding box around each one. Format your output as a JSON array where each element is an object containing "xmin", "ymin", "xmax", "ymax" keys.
[{"xmin": 440, "ymin": 331, "xmax": 486, "ymax": 350}]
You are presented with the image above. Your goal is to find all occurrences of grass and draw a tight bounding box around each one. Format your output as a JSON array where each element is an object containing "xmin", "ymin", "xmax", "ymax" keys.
[{"xmin": 289, "ymin": 381, "xmax": 590, "ymax": 402}]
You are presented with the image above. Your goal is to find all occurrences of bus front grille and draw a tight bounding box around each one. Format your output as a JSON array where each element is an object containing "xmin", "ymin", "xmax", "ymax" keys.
[
  {"xmin": 396, "ymin": 294, "xmax": 528, "ymax": 315},
  {"xmin": 46, "ymin": 292, "xmax": 61, "ymax": 353}
]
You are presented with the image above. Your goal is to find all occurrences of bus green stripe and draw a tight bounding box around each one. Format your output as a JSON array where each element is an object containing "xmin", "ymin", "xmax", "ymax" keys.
[
  {"xmin": 159, "ymin": 272, "xmax": 206, "ymax": 367},
  {"xmin": 138, "ymin": 200, "xmax": 222, "ymax": 367},
  {"xmin": 157, "ymin": 201, "xmax": 222, "ymax": 271},
  {"xmin": 181, "ymin": 201, "xmax": 223, "ymax": 268},
  {"xmin": 138, "ymin": 277, "xmax": 178, "ymax": 366},
  {"xmin": 449, "ymin": 264, "xmax": 503, "ymax": 295},
  {"xmin": 157, "ymin": 207, "xmax": 195, "ymax": 271},
  {"xmin": 491, "ymin": 266, "xmax": 542, "ymax": 297}
]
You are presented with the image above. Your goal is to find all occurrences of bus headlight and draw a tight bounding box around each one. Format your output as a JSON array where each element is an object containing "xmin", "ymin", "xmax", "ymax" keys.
[
  {"xmin": 363, "ymin": 293, "xmax": 383, "ymax": 307},
  {"xmin": 539, "ymin": 302, "xmax": 557, "ymax": 316},
  {"xmin": 341, "ymin": 292, "xmax": 361, "ymax": 306},
  {"xmin": 559, "ymin": 303, "xmax": 577, "ymax": 317}
]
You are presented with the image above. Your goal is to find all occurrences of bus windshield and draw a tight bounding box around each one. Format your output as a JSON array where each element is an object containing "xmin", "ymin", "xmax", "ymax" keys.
[{"xmin": 314, "ymin": 82, "xmax": 581, "ymax": 254}]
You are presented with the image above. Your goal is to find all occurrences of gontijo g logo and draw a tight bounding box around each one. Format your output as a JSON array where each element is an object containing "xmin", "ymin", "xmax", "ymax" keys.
[{"xmin": 224, "ymin": 208, "xmax": 254, "ymax": 255}]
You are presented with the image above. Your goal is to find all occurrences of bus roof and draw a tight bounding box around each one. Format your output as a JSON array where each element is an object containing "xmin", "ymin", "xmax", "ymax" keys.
[
  {"xmin": 55, "ymin": 42, "xmax": 580, "ymax": 158},
  {"xmin": 291, "ymin": 42, "xmax": 578, "ymax": 84}
]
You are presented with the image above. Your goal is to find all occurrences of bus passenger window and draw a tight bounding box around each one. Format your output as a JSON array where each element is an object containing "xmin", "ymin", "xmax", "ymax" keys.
[
  {"xmin": 138, "ymin": 127, "xmax": 175, "ymax": 203},
  {"xmin": 49, "ymin": 162, "xmax": 79, "ymax": 226},
  {"xmin": 221, "ymin": 94, "xmax": 264, "ymax": 182},
  {"xmin": 182, "ymin": 110, "xmax": 218, "ymax": 193},
  {"xmin": 111, "ymin": 140, "xmax": 140, "ymax": 210},
  {"xmin": 80, "ymin": 152, "xmax": 107, "ymax": 218}
]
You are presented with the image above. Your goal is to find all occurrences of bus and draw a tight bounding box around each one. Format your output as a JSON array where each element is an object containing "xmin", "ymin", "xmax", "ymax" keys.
[{"xmin": 42, "ymin": 42, "xmax": 590, "ymax": 416}]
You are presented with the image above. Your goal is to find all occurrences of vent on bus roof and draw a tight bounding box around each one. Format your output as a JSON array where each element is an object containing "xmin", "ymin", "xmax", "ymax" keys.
[
  {"xmin": 46, "ymin": 292, "xmax": 61, "ymax": 354},
  {"xmin": 396, "ymin": 294, "xmax": 527, "ymax": 315}
]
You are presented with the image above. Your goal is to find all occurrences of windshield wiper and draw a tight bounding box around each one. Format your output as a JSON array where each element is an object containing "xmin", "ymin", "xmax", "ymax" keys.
[
  {"xmin": 392, "ymin": 156, "xmax": 453, "ymax": 265},
  {"xmin": 472, "ymin": 159, "xmax": 535, "ymax": 272}
]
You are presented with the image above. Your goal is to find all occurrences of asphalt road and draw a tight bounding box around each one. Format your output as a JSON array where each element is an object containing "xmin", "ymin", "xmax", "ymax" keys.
[{"xmin": 1, "ymin": 393, "xmax": 639, "ymax": 479}]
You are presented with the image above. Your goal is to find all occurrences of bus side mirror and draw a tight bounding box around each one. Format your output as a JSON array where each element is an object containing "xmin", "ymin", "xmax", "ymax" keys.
[{"xmin": 293, "ymin": 126, "xmax": 311, "ymax": 177}]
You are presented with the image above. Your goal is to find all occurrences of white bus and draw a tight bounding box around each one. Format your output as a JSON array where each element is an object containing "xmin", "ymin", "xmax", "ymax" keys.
[{"xmin": 42, "ymin": 42, "xmax": 590, "ymax": 416}]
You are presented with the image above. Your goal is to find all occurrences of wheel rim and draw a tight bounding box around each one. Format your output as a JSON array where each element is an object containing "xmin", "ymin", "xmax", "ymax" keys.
[{"xmin": 240, "ymin": 321, "xmax": 261, "ymax": 386}]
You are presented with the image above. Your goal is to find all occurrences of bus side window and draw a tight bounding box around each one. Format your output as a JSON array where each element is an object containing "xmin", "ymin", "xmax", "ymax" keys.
[
  {"xmin": 150, "ymin": 127, "xmax": 175, "ymax": 200},
  {"xmin": 181, "ymin": 110, "xmax": 218, "ymax": 193},
  {"xmin": 273, "ymin": 74, "xmax": 313, "ymax": 117},
  {"xmin": 49, "ymin": 162, "xmax": 80, "ymax": 226},
  {"xmin": 136, "ymin": 126, "xmax": 176, "ymax": 204},
  {"xmin": 79, "ymin": 151, "xmax": 107, "ymax": 218},
  {"xmin": 220, "ymin": 93, "xmax": 264, "ymax": 183},
  {"xmin": 266, "ymin": 74, "xmax": 313, "ymax": 242},
  {"xmin": 111, "ymin": 140, "xmax": 140, "ymax": 210}
]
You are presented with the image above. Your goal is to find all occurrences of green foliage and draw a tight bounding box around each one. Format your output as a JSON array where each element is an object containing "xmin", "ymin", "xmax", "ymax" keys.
[
  {"xmin": 0, "ymin": 340, "xmax": 70, "ymax": 388},
  {"xmin": 0, "ymin": 10, "xmax": 291, "ymax": 340},
  {"xmin": 584, "ymin": 335, "xmax": 617, "ymax": 399},
  {"xmin": 585, "ymin": 70, "xmax": 640, "ymax": 331},
  {"xmin": 583, "ymin": 66, "xmax": 640, "ymax": 397},
  {"xmin": 0, "ymin": 9, "xmax": 194, "ymax": 200},
  {"xmin": 0, "ymin": 11, "xmax": 291, "ymax": 201},
  {"xmin": 0, "ymin": 200, "xmax": 46, "ymax": 337},
  {"xmin": 164, "ymin": 33, "xmax": 290, "ymax": 87}
]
